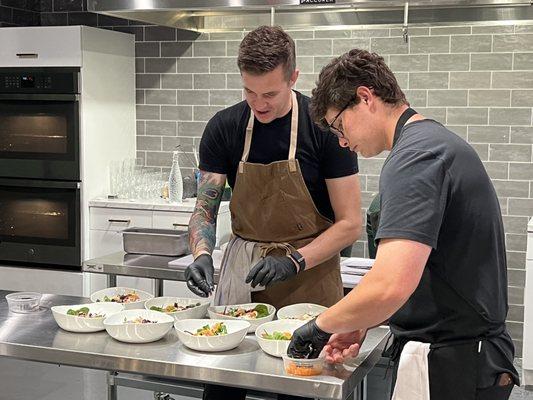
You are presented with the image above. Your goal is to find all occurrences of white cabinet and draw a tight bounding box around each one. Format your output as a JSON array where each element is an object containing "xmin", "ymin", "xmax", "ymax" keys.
[
  {"xmin": 86, "ymin": 200, "xmax": 231, "ymax": 297},
  {"xmin": 0, "ymin": 26, "xmax": 82, "ymax": 67},
  {"xmin": 523, "ymin": 217, "xmax": 533, "ymax": 386}
]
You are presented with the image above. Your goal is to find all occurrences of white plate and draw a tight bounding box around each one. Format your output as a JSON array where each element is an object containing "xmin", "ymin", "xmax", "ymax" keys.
[
  {"xmin": 145, "ymin": 297, "xmax": 210, "ymax": 320},
  {"xmin": 52, "ymin": 302, "xmax": 124, "ymax": 333},
  {"xmin": 103, "ymin": 309, "xmax": 174, "ymax": 343},
  {"xmin": 255, "ymin": 319, "xmax": 306, "ymax": 358},
  {"xmin": 276, "ymin": 303, "xmax": 328, "ymax": 321},
  {"xmin": 207, "ymin": 303, "xmax": 275, "ymax": 333},
  {"xmin": 174, "ymin": 319, "xmax": 250, "ymax": 352},
  {"xmin": 90, "ymin": 287, "xmax": 153, "ymax": 310}
]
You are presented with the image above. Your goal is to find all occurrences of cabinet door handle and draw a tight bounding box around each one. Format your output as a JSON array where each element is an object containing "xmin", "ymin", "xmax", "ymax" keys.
[
  {"xmin": 108, "ymin": 219, "xmax": 131, "ymax": 224},
  {"xmin": 16, "ymin": 53, "xmax": 38, "ymax": 58},
  {"xmin": 172, "ymin": 223, "xmax": 188, "ymax": 228}
]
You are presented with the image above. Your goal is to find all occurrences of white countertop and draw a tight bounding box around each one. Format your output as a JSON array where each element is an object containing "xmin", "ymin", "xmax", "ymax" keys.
[{"xmin": 89, "ymin": 197, "xmax": 230, "ymax": 213}]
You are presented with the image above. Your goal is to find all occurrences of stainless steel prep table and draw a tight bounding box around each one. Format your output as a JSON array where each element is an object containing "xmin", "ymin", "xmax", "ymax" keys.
[
  {"xmin": 0, "ymin": 291, "xmax": 389, "ymax": 400},
  {"xmin": 82, "ymin": 251, "xmax": 364, "ymax": 296}
]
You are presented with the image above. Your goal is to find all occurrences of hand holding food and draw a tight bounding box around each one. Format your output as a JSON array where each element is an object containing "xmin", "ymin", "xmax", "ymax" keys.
[
  {"xmin": 287, "ymin": 318, "xmax": 332, "ymax": 359},
  {"xmin": 245, "ymin": 256, "xmax": 298, "ymax": 288},
  {"xmin": 185, "ymin": 254, "xmax": 215, "ymax": 297}
]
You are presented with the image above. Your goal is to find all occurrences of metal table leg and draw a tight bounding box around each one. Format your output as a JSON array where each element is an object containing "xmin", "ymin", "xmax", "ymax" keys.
[
  {"xmin": 107, "ymin": 274, "xmax": 117, "ymax": 288},
  {"xmin": 354, "ymin": 376, "xmax": 367, "ymax": 400},
  {"xmin": 154, "ymin": 279, "xmax": 164, "ymax": 297},
  {"xmin": 107, "ymin": 371, "xmax": 118, "ymax": 400}
]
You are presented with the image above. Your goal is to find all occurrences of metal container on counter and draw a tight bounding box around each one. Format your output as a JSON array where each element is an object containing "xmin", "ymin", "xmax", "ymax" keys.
[{"xmin": 122, "ymin": 228, "xmax": 189, "ymax": 257}]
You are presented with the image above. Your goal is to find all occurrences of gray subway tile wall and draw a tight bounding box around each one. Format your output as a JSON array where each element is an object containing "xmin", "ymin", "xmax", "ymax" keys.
[{"xmin": 1, "ymin": 9, "xmax": 532, "ymax": 353}]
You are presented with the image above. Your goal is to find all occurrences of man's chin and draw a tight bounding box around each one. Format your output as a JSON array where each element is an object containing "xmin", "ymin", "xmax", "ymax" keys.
[{"xmin": 254, "ymin": 112, "xmax": 274, "ymax": 123}]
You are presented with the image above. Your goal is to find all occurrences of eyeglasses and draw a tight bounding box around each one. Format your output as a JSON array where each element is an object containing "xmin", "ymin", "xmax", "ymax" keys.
[{"xmin": 323, "ymin": 96, "xmax": 356, "ymax": 139}]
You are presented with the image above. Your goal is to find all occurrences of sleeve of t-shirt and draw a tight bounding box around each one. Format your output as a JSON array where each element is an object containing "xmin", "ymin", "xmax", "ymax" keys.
[
  {"xmin": 198, "ymin": 112, "xmax": 229, "ymax": 174},
  {"xmin": 375, "ymin": 150, "xmax": 449, "ymax": 249},
  {"xmin": 319, "ymin": 127, "xmax": 359, "ymax": 179}
]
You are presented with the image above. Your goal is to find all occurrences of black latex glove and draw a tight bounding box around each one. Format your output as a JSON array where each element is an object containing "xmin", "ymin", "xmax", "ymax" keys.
[
  {"xmin": 287, "ymin": 318, "xmax": 332, "ymax": 359},
  {"xmin": 245, "ymin": 255, "xmax": 298, "ymax": 288},
  {"xmin": 184, "ymin": 254, "xmax": 214, "ymax": 297}
]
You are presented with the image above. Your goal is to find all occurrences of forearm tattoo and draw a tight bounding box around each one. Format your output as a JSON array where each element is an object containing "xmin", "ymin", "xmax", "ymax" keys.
[{"xmin": 189, "ymin": 171, "xmax": 225, "ymax": 258}]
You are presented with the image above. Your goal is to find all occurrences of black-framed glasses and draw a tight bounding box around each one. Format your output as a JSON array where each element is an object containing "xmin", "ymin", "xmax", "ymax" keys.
[{"xmin": 323, "ymin": 96, "xmax": 356, "ymax": 139}]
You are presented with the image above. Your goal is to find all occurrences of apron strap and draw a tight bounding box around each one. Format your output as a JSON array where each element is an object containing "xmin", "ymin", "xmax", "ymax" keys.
[
  {"xmin": 259, "ymin": 242, "xmax": 294, "ymax": 258},
  {"xmin": 239, "ymin": 90, "xmax": 299, "ymax": 173},
  {"xmin": 288, "ymin": 90, "xmax": 298, "ymax": 172}
]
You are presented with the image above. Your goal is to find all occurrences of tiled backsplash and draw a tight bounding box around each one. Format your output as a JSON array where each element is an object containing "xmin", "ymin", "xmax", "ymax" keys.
[{"xmin": 1, "ymin": 2, "xmax": 532, "ymax": 354}]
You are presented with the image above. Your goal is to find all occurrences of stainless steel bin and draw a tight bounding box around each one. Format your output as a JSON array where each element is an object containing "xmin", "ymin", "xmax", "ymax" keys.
[{"xmin": 122, "ymin": 228, "xmax": 190, "ymax": 257}]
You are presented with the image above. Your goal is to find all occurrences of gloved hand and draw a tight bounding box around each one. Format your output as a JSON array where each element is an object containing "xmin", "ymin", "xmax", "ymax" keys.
[
  {"xmin": 287, "ymin": 318, "xmax": 332, "ymax": 359},
  {"xmin": 184, "ymin": 254, "xmax": 214, "ymax": 297},
  {"xmin": 245, "ymin": 255, "xmax": 298, "ymax": 288}
]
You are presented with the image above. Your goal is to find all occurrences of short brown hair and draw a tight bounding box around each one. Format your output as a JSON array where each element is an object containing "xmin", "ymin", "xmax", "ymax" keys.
[
  {"xmin": 311, "ymin": 49, "xmax": 407, "ymax": 127},
  {"xmin": 238, "ymin": 26, "xmax": 296, "ymax": 81}
]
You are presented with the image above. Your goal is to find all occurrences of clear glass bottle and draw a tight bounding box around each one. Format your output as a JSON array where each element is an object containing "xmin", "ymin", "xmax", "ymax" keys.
[{"xmin": 168, "ymin": 150, "xmax": 183, "ymax": 203}]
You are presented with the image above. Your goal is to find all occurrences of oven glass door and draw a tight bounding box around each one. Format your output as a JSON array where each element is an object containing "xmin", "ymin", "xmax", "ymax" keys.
[
  {"xmin": 0, "ymin": 179, "xmax": 80, "ymax": 268},
  {"xmin": 0, "ymin": 95, "xmax": 79, "ymax": 180}
]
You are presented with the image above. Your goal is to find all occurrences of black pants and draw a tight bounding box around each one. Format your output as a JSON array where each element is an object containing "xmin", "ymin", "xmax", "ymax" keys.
[{"xmin": 202, "ymin": 384, "xmax": 312, "ymax": 400}]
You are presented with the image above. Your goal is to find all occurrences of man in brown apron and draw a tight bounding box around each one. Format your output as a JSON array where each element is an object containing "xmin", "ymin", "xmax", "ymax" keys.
[
  {"xmin": 185, "ymin": 26, "xmax": 361, "ymax": 400},
  {"xmin": 288, "ymin": 49, "xmax": 519, "ymax": 399}
]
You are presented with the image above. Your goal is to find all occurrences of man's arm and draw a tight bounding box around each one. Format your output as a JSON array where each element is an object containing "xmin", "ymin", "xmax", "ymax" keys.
[
  {"xmin": 298, "ymin": 174, "xmax": 362, "ymax": 269},
  {"xmin": 188, "ymin": 170, "xmax": 226, "ymax": 259},
  {"xmin": 317, "ymin": 238, "xmax": 431, "ymax": 333}
]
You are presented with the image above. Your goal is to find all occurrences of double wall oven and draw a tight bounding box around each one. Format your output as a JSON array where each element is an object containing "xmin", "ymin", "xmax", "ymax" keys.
[{"xmin": 0, "ymin": 68, "xmax": 81, "ymax": 268}]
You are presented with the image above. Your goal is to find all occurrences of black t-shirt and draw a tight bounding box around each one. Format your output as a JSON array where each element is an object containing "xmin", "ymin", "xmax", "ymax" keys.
[
  {"xmin": 199, "ymin": 91, "xmax": 359, "ymax": 221},
  {"xmin": 376, "ymin": 119, "xmax": 517, "ymax": 386}
]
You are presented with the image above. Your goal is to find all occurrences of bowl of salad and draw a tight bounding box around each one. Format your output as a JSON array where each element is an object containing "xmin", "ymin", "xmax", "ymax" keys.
[
  {"xmin": 103, "ymin": 309, "xmax": 174, "ymax": 343},
  {"xmin": 207, "ymin": 303, "xmax": 276, "ymax": 333},
  {"xmin": 90, "ymin": 287, "xmax": 153, "ymax": 310},
  {"xmin": 276, "ymin": 303, "xmax": 327, "ymax": 321},
  {"xmin": 145, "ymin": 297, "xmax": 210, "ymax": 321},
  {"xmin": 255, "ymin": 319, "xmax": 306, "ymax": 358},
  {"xmin": 174, "ymin": 319, "xmax": 250, "ymax": 352},
  {"xmin": 52, "ymin": 302, "xmax": 124, "ymax": 333}
]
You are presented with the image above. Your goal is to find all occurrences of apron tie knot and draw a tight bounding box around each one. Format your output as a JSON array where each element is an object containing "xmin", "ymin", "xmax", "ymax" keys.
[{"xmin": 259, "ymin": 242, "xmax": 294, "ymax": 258}]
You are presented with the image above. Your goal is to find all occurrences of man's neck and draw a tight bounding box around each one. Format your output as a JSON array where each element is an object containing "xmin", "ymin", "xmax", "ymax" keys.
[{"xmin": 384, "ymin": 104, "xmax": 410, "ymax": 150}]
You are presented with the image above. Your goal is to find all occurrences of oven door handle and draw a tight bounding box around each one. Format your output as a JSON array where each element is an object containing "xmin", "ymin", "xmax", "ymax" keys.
[
  {"xmin": 0, "ymin": 178, "xmax": 80, "ymax": 189},
  {"xmin": 0, "ymin": 93, "xmax": 79, "ymax": 101}
]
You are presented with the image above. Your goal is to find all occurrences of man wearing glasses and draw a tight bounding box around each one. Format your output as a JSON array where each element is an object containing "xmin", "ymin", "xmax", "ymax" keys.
[
  {"xmin": 185, "ymin": 26, "xmax": 361, "ymax": 400},
  {"xmin": 288, "ymin": 49, "xmax": 518, "ymax": 400}
]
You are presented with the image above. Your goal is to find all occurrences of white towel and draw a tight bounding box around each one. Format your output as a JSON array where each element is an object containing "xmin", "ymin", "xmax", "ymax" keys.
[{"xmin": 392, "ymin": 341, "xmax": 431, "ymax": 400}]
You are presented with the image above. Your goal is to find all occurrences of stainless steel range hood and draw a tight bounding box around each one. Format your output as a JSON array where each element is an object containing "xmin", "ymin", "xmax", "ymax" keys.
[{"xmin": 88, "ymin": 0, "xmax": 533, "ymax": 32}]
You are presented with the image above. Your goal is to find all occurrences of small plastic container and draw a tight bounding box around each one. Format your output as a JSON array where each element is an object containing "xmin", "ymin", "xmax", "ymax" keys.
[
  {"xmin": 282, "ymin": 354, "xmax": 325, "ymax": 376},
  {"xmin": 6, "ymin": 292, "xmax": 42, "ymax": 313}
]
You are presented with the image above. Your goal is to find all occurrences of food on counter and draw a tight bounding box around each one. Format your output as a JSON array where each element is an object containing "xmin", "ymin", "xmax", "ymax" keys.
[
  {"xmin": 150, "ymin": 302, "xmax": 201, "ymax": 313},
  {"xmin": 284, "ymin": 360, "xmax": 323, "ymax": 376},
  {"xmin": 286, "ymin": 312, "xmax": 320, "ymax": 321},
  {"xmin": 261, "ymin": 331, "xmax": 292, "ymax": 340},
  {"xmin": 98, "ymin": 292, "xmax": 140, "ymax": 304},
  {"xmin": 192, "ymin": 322, "xmax": 228, "ymax": 336},
  {"xmin": 222, "ymin": 304, "xmax": 270, "ymax": 319},
  {"xmin": 122, "ymin": 317, "xmax": 156, "ymax": 324},
  {"xmin": 66, "ymin": 307, "xmax": 104, "ymax": 318}
]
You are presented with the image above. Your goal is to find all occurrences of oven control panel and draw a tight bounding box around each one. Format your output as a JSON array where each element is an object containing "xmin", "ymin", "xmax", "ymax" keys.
[
  {"xmin": 3, "ymin": 74, "xmax": 53, "ymax": 89},
  {"xmin": 0, "ymin": 68, "xmax": 79, "ymax": 94}
]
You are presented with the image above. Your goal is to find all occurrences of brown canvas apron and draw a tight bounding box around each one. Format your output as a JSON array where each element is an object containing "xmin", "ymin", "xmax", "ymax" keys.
[{"xmin": 217, "ymin": 90, "xmax": 343, "ymax": 310}]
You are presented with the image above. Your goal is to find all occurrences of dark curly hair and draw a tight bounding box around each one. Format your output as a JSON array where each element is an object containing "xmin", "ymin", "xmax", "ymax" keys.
[
  {"xmin": 238, "ymin": 26, "xmax": 296, "ymax": 81},
  {"xmin": 311, "ymin": 49, "xmax": 407, "ymax": 128}
]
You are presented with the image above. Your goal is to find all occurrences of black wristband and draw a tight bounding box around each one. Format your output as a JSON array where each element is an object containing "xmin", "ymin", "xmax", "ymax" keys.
[{"xmin": 289, "ymin": 250, "xmax": 306, "ymax": 273}]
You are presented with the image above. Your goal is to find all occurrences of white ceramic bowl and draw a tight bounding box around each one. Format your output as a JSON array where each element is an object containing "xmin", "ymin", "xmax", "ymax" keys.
[
  {"xmin": 145, "ymin": 297, "xmax": 210, "ymax": 320},
  {"xmin": 174, "ymin": 319, "xmax": 250, "ymax": 352},
  {"xmin": 103, "ymin": 309, "xmax": 174, "ymax": 343},
  {"xmin": 52, "ymin": 302, "xmax": 124, "ymax": 333},
  {"xmin": 207, "ymin": 303, "xmax": 275, "ymax": 333},
  {"xmin": 90, "ymin": 287, "xmax": 153, "ymax": 310},
  {"xmin": 276, "ymin": 303, "xmax": 328, "ymax": 321},
  {"xmin": 255, "ymin": 319, "xmax": 307, "ymax": 358}
]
